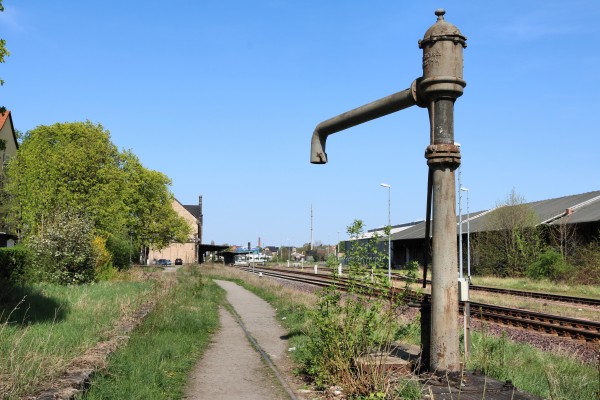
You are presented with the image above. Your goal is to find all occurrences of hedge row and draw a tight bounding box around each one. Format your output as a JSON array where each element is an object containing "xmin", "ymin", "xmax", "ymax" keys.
[{"xmin": 0, "ymin": 246, "xmax": 32, "ymax": 284}]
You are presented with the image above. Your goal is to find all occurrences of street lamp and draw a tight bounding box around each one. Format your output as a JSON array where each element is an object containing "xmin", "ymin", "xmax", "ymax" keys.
[
  {"xmin": 460, "ymin": 186, "xmax": 471, "ymax": 357},
  {"xmin": 461, "ymin": 187, "xmax": 471, "ymax": 279},
  {"xmin": 380, "ymin": 183, "xmax": 391, "ymax": 280}
]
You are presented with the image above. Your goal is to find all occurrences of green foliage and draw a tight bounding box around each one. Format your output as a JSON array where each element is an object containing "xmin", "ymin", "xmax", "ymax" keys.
[
  {"xmin": 467, "ymin": 329, "xmax": 599, "ymax": 400},
  {"xmin": 5, "ymin": 122, "xmax": 191, "ymax": 276},
  {"xmin": 26, "ymin": 209, "xmax": 97, "ymax": 284},
  {"xmin": 301, "ymin": 219, "xmax": 414, "ymax": 397},
  {"xmin": 473, "ymin": 189, "xmax": 542, "ymax": 277},
  {"xmin": 570, "ymin": 236, "xmax": 600, "ymax": 285},
  {"xmin": 119, "ymin": 150, "xmax": 191, "ymax": 251},
  {"xmin": 526, "ymin": 248, "xmax": 572, "ymax": 281},
  {"xmin": 0, "ymin": 0, "xmax": 8, "ymax": 88},
  {"xmin": 0, "ymin": 246, "xmax": 30, "ymax": 284},
  {"xmin": 0, "ymin": 278, "xmax": 154, "ymax": 398},
  {"xmin": 106, "ymin": 234, "xmax": 133, "ymax": 269},
  {"xmin": 6, "ymin": 121, "xmax": 126, "ymax": 238},
  {"xmin": 325, "ymin": 254, "xmax": 338, "ymax": 269},
  {"xmin": 82, "ymin": 269, "xmax": 223, "ymax": 400}
]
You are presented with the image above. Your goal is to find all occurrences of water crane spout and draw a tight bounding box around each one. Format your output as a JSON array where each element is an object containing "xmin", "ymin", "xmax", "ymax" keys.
[{"xmin": 310, "ymin": 82, "xmax": 421, "ymax": 164}]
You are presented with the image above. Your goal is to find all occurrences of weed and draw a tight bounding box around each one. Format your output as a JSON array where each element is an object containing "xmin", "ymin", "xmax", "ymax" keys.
[
  {"xmin": 0, "ymin": 273, "xmax": 154, "ymax": 399},
  {"xmin": 81, "ymin": 267, "xmax": 224, "ymax": 400}
]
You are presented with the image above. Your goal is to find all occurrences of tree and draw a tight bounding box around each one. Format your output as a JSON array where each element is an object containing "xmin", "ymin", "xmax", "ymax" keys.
[
  {"xmin": 474, "ymin": 189, "xmax": 542, "ymax": 276},
  {"xmin": 6, "ymin": 121, "xmax": 127, "ymax": 238},
  {"xmin": 120, "ymin": 150, "xmax": 191, "ymax": 257},
  {"xmin": 5, "ymin": 121, "xmax": 190, "ymax": 274},
  {"xmin": 1, "ymin": 1, "xmax": 10, "ymax": 144}
]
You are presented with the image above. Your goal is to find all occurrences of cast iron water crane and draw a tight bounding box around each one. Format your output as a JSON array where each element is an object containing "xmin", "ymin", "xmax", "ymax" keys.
[{"xmin": 310, "ymin": 9, "xmax": 466, "ymax": 373}]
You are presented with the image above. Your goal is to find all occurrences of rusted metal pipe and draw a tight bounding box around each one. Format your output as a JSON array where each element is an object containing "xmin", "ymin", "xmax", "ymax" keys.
[
  {"xmin": 420, "ymin": 9, "xmax": 466, "ymax": 373},
  {"xmin": 310, "ymin": 83, "xmax": 419, "ymax": 164}
]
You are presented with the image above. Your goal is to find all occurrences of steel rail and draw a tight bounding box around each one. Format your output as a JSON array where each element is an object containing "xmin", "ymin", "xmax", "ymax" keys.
[
  {"xmin": 384, "ymin": 271, "xmax": 600, "ymax": 307},
  {"xmin": 237, "ymin": 266, "xmax": 600, "ymax": 343},
  {"xmin": 260, "ymin": 266, "xmax": 600, "ymax": 307}
]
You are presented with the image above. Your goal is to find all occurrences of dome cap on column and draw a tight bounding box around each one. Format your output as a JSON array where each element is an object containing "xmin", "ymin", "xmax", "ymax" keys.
[{"xmin": 419, "ymin": 9, "xmax": 467, "ymax": 49}]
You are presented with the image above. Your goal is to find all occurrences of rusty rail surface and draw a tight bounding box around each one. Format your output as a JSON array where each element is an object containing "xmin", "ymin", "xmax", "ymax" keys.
[
  {"xmin": 236, "ymin": 265, "xmax": 600, "ymax": 343},
  {"xmin": 392, "ymin": 273, "xmax": 600, "ymax": 307}
]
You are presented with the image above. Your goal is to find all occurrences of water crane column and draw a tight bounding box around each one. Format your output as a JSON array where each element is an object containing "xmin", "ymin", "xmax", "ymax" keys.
[{"xmin": 309, "ymin": 9, "xmax": 466, "ymax": 374}]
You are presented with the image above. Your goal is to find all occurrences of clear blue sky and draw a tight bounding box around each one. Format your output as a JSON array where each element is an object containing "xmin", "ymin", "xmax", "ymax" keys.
[{"xmin": 2, "ymin": 1, "xmax": 599, "ymax": 248}]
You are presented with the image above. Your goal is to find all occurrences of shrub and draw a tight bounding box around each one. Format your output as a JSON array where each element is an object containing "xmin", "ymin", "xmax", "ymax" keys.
[
  {"xmin": 301, "ymin": 219, "xmax": 416, "ymax": 397},
  {"xmin": 570, "ymin": 239, "xmax": 600, "ymax": 285},
  {"xmin": 27, "ymin": 209, "xmax": 97, "ymax": 284},
  {"xmin": 106, "ymin": 234, "xmax": 132, "ymax": 269},
  {"xmin": 0, "ymin": 246, "xmax": 31, "ymax": 284},
  {"xmin": 526, "ymin": 248, "xmax": 572, "ymax": 281},
  {"xmin": 325, "ymin": 254, "xmax": 338, "ymax": 270}
]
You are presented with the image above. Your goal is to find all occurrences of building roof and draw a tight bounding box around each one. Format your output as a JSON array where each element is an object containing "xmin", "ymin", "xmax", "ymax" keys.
[
  {"xmin": 0, "ymin": 110, "xmax": 19, "ymax": 150},
  {"xmin": 183, "ymin": 204, "xmax": 202, "ymax": 220},
  {"xmin": 387, "ymin": 190, "xmax": 600, "ymax": 241}
]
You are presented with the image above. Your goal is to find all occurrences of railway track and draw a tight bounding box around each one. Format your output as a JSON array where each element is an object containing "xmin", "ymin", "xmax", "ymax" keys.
[
  {"xmin": 398, "ymin": 274, "xmax": 600, "ymax": 307},
  {"xmin": 282, "ymin": 265, "xmax": 600, "ymax": 307},
  {"xmin": 237, "ymin": 265, "xmax": 600, "ymax": 343}
]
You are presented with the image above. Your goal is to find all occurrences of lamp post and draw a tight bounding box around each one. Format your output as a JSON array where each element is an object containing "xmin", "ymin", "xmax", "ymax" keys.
[
  {"xmin": 462, "ymin": 187, "xmax": 471, "ymax": 279},
  {"xmin": 380, "ymin": 183, "xmax": 391, "ymax": 280},
  {"xmin": 460, "ymin": 186, "xmax": 471, "ymax": 357}
]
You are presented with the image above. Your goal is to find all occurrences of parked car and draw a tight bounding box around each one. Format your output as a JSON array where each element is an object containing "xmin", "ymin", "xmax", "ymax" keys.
[
  {"xmin": 157, "ymin": 259, "xmax": 172, "ymax": 266},
  {"xmin": 175, "ymin": 258, "xmax": 183, "ymax": 265}
]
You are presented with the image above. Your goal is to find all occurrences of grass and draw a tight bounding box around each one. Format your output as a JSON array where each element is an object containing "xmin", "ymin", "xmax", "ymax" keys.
[
  {"xmin": 467, "ymin": 330, "xmax": 599, "ymax": 400},
  {"xmin": 80, "ymin": 266, "xmax": 224, "ymax": 400},
  {"xmin": 470, "ymin": 275, "xmax": 600, "ymax": 299},
  {"xmin": 204, "ymin": 263, "xmax": 600, "ymax": 400},
  {"xmin": 0, "ymin": 274, "xmax": 155, "ymax": 399}
]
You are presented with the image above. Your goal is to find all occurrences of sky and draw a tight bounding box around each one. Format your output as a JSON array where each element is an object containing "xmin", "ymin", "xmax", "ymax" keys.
[{"xmin": 2, "ymin": 1, "xmax": 599, "ymax": 248}]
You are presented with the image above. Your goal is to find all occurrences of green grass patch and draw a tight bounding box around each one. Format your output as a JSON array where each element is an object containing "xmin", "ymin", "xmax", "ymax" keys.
[
  {"xmin": 467, "ymin": 331, "xmax": 599, "ymax": 400},
  {"xmin": 470, "ymin": 275, "xmax": 600, "ymax": 299},
  {"xmin": 0, "ymin": 278, "xmax": 155, "ymax": 398},
  {"xmin": 81, "ymin": 267, "xmax": 224, "ymax": 400}
]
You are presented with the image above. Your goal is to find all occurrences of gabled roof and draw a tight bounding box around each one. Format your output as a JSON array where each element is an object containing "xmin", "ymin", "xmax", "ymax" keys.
[
  {"xmin": 0, "ymin": 110, "xmax": 19, "ymax": 150},
  {"xmin": 183, "ymin": 204, "xmax": 202, "ymax": 220},
  {"xmin": 389, "ymin": 190, "xmax": 600, "ymax": 241}
]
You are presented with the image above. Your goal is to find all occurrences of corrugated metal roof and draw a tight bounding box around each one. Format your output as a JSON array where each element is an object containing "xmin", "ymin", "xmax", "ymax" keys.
[{"xmin": 389, "ymin": 190, "xmax": 600, "ymax": 241}]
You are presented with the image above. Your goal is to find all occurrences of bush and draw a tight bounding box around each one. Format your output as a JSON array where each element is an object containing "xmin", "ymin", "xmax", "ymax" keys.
[
  {"xmin": 301, "ymin": 219, "xmax": 416, "ymax": 397},
  {"xmin": 570, "ymin": 239, "xmax": 600, "ymax": 285},
  {"xmin": 106, "ymin": 234, "xmax": 132, "ymax": 269},
  {"xmin": 27, "ymin": 209, "xmax": 97, "ymax": 284},
  {"xmin": 0, "ymin": 246, "xmax": 31, "ymax": 284},
  {"xmin": 526, "ymin": 248, "xmax": 571, "ymax": 281}
]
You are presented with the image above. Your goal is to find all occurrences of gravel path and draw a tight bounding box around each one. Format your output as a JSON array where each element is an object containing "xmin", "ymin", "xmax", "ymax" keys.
[{"xmin": 184, "ymin": 280, "xmax": 296, "ymax": 400}]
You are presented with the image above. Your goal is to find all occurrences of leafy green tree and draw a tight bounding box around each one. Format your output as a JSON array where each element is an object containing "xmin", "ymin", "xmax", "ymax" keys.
[
  {"xmin": 6, "ymin": 121, "xmax": 190, "ymax": 275},
  {"xmin": 120, "ymin": 150, "xmax": 191, "ymax": 256},
  {"xmin": 1, "ymin": 1, "xmax": 9, "ymax": 140},
  {"xmin": 474, "ymin": 189, "xmax": 542, "ymax": 276},
  {"xmin": 6, "ymin": 121, "xmax": 127, "ymax": 238}
]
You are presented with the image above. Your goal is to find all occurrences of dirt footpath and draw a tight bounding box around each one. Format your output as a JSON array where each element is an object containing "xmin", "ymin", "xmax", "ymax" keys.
[{"xmin": 184, "ymin": 280, "xmax": 299, "ymax": 400}]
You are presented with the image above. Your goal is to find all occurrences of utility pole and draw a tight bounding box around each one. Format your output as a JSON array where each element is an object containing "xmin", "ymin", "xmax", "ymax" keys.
[{"xmin": 310, "ymin": 204, "xmax": 313, "ymax": 251}]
